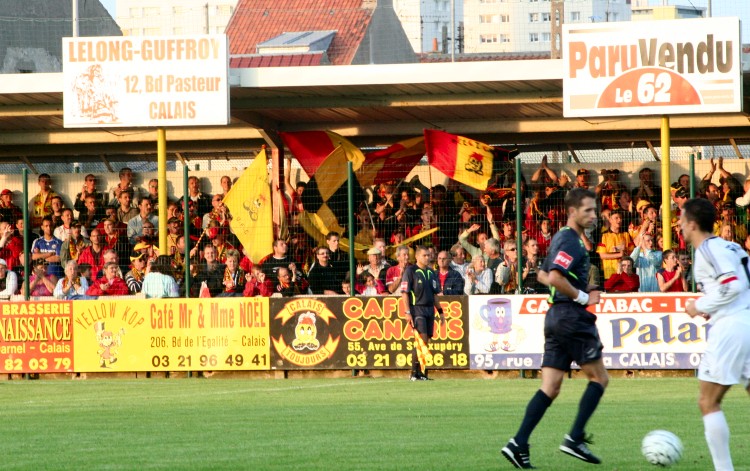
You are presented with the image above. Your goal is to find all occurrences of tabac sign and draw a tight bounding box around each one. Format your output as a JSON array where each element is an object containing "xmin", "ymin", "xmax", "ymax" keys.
[
  {"xmin": 563, "ymin": 18, "xmax": 742, "ymax": 117},
  {"xmin": 63, "ymin": 35, "xmax": 229, "ymax": 127}
]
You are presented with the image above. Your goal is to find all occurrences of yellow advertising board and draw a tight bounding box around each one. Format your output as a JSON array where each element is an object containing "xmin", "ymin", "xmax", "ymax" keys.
[{"xmin": 72, "ymin": 298, "xmax": 269, "ymax": 372}]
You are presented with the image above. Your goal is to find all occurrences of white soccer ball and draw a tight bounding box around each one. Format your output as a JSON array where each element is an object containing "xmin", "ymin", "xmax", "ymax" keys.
[{"xmin": 642, "ymin": 430, "xmax": 683, "ymax": 467}]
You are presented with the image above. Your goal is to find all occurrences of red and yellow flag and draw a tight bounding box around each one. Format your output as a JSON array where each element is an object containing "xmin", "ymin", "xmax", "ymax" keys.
[
  {"xmin": 413, "ymin": 330, "xmax": 432, "ymax": 374},
  {"xmin": 279, "ymin": 131, "xmax": 365, "ymax": 177},
  {"xmin": 424, "ymin": 129, "xmax": 494, "ymax": 190},
  {"xmin": 223, "ymin": 149, "xmax": 274, "ymax": 264},
  {"xmin": 358, "ymin": 136, "xmax": 425, "ymax": 188}
]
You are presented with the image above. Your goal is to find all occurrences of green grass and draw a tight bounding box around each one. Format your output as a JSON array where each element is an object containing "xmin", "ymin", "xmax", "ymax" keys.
[{"xmin": 0, "ymin": 377, "xmax": 747, "ymax": 470}]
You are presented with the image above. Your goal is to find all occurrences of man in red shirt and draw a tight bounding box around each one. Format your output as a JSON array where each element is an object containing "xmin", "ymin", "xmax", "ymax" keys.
[
  {"xmin": 85, "ymin": 262, "xmax": 129, "ymax": 297},
  {"xmin": 386, "ymin": 245, "xmax": 411, "ymax": 296},
  {"xmin": 603, "ymin": 257, "xmax": 640, "ymax": 293}
]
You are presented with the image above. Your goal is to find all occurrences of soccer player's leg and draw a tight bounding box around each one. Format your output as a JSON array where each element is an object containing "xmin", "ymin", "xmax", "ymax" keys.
[
  {"xmin": 502, "ymin": 317, "xmax": 567, "ymax": 469},
  {"xmin": 560, "ymin": 321, "xmax": 606, "ymax": 464},
  {"xmin": 698, "ymin": 316, "xmax": 750, "ymax": 470},
  {"xmin": 699, "ymin": 380, "xmax": 733, "ymax": 471}
]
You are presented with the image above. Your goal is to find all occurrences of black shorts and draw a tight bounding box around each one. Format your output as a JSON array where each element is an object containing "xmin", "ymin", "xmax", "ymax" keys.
[
  {"xmin": 412, "ymin": 305, "xmax": 435, "ymax": 336},
  {"xmin": 542, "ymin": 302, "xmax": 603, "ymax": 370}
]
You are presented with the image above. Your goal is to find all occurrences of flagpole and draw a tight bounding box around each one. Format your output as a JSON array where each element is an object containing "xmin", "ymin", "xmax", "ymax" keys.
[{"xmin": 347, "ymin": 161, "xmax": 356, "ymax": 292}]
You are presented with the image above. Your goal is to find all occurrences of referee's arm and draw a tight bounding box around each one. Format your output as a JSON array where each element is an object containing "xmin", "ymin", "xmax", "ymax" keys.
[
  {"xmin": 539, "ymin": 269, "xmax": 600, "ymax": 306},
  {"xmin": 401, "ymin": 288, "xmax": 413, "ymax": 327}
]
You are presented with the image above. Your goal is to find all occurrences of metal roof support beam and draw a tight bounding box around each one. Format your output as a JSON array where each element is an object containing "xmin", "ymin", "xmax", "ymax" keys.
[
  {"xmin": 646, "ymin": 141, "xmax": 660, "ymax": 161},
  {"xmin": 566, "ymin": 144, "xmax": 580, "ymax": 163},
  {"xmin": 231, "ymin": 91, "xmax": 563, "ymax": 110},
  {"xmin": 19, "ymin": 156, "xmax": 38, "ymax": 174},
  {"xmin": 730, "ymin": 138, "xmax": 743, "ymax": 159},
  {"xmin": 98, "ymin": 154, "xmax": 114, "ymax": 172},
  {"xmin": 175, "ymin": 152, "xmax": 188, "ymax": 166}
]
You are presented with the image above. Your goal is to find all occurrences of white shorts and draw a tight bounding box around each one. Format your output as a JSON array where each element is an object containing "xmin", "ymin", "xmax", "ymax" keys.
[{"xmin": 698, "ymin": 313, "xmax": 750, "ymax": 386}]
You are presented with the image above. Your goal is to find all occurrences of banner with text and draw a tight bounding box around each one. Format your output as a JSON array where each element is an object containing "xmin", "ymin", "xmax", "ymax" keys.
[
  {"xmin": 269, "ymin": 296, "xmax": 469, "ymax": 370},
  {"xmin": 63, "ymin": 35, "xmax": 229, "ymax": 127},
  {"xmin": 0, "ymin": 301, "xmax": 75, "ymax": 374},
  {"xmin": 563, "ymin": 18, "xmax": 742, "ymax": 117},
  {"xmin": 469, "ymin": 294, "xmax": 708, "ymax": 370},
  {"xmin": 72, "ymin": 298, "xmax": 269, "ymax": 372}
]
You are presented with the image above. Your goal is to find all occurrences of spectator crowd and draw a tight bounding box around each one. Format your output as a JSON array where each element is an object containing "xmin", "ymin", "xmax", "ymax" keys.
[{"xmin": 0, "ymin": 156, "xmax": 746, "ymax": 300}]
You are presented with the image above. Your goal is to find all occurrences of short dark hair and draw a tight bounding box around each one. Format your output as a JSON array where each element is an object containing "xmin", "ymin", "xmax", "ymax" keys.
[
  {"xmin": 119, "ymin": 167, "xmax": 133, "ymax": 178},
  {"xmin": 564, "ymin": 188, "xmax": 596, "ymax": 211},
  {"xmin": 682, "ymin": 198, "xmax": 716, "ymax": 233}
]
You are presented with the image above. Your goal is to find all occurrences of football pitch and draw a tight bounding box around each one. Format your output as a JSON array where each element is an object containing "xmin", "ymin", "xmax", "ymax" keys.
[{"xmin": 1, "ymin": 376, "xmax": 747, "ymax": 470}]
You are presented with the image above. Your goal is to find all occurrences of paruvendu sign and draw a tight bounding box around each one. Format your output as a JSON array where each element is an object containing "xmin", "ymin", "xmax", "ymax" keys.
[{"xmin": 563, "ymin": 17, "xmax": 742, "ymax": 117}]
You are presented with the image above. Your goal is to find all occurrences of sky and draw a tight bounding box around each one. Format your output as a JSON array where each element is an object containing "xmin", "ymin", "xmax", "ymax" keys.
[{"xmin": 101, "ymin": 0, "xmax": 116, "ymax": 18}]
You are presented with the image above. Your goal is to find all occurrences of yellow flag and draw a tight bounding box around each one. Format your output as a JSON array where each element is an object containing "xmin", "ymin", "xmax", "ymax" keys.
[
  {"xmin": 413, "ymin": 329, "xmax": 432, "ymax": 374},
  {"xmin": 223, "ymin": 149, "xmax": 273, "ymax": 264}
]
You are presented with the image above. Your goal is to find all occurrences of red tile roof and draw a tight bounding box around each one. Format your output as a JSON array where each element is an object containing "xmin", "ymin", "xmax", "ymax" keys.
[
  {"xmin": 226, "ymin": 1, "xmax": 374, "ymax": 66},
  {"xmin": 230, "ymin": 53, "xmax": 325, "ymax": 68}
]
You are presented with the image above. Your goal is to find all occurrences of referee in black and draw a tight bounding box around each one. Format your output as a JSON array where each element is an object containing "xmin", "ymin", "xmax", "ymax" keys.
[
  {"xmin": 502, "ymin": 188, "xmax": 608, "ymax": 469},
  {"xmin": 401, "ymin": 245, "xmax": 445, "ymax": 381}
]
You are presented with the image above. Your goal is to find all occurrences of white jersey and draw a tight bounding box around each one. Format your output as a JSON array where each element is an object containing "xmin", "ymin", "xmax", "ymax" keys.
[{"xmin": 694, "ymin": 236, "xmax": 750, "ymax": 324}]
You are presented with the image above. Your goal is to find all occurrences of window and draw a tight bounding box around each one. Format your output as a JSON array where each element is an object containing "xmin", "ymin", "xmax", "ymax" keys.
[
  {"xmin": 542, "ymin": 12, "xmax": 551, "ymax": 22},
  {"xmin": 143, "ymin": 7, "xmax": 160, "ymax": 17},
  {"xmin": 542, "ymin": 32, "xmax": 551, "ymax": 42},
  {"xmin": 570, "ymin": 11, "xmax": 581, "ymax": 21},
  {"xmin": 144, "ymin": 27, "xmax": 161, "ymax": 35},
  {"xmin": 529, "ymin": 13, "xmax": 539, "ymax": 22},
  {"xmin": 499, "ymin": 34, "xmax": 510, "ymax": 43},
  {"xmin": 129, "ymin": 7, "xmax": 141, "ymax": 17},
  {"xmin": 480, "ymin": 14, "xmax": 499, "ymax": 23},
  {"xmin": 529, "ymin": 33, "xmax": 539, "ymax": 42},
  {"xmin": 173, "ymin": 27, "xmax": 185, "ymax": 35},
  {"xmin": 217, "ymin": 5, "xmax": 234, "ymax": 15},
  {"xmin": 173, "ymin": 6, "xmax": 185, "ymax": 15},
  {"xmin": 500, "ymin": 14, "xmax": 510, "ymax": 22},
  {"xmin": 480, "ymin": 34, "xmax": 498, "ymax": 43}
]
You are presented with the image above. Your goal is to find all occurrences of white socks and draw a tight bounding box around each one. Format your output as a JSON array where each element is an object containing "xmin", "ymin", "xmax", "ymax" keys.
[{"xmin": 703, "ymin": 410, "xmax": 733, "ymax": 471}]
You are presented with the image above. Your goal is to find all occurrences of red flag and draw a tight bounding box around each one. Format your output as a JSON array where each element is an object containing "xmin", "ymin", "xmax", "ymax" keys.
[
  {"xmin": 279, "ymin": 131, "xmax": 364, "ymax": 177},
  {"xmin": 424, "ymin": 129, "xmax": 494, "ymax": 190},
  {"xmin": 358, "ymin": 137, "xmax": 425, "ymax": 187}
]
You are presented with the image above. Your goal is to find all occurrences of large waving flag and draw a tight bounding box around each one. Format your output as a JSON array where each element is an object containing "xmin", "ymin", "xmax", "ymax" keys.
[
  {"xmin": 279, "ymin": 131, "xmax": 365, "ymax": 177},
  {"xmin": 358, "ymin": 136, "xmax": 425, "ymax": 188},
  {"xmin": 424, "ymin": 129, "xmax": 494, "ymax": 190},
  {"xmin": 300, "ymin": 145, "xmax": 367, "ymax": 233},
  {"xmin": 223, "ymin": 149, "xmax": 274, "ymax": 264}
]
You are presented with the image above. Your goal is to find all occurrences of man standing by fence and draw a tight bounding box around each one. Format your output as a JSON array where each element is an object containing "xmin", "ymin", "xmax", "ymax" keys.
[{"xmin": 401, "ymin": 245, "xmax": 444, "ymax": 381}]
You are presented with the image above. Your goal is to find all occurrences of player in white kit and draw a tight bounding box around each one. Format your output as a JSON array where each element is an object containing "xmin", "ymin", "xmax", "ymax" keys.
[{"xmin": 681, "ymin": 198, "xmax": 750, "ymax": 471}]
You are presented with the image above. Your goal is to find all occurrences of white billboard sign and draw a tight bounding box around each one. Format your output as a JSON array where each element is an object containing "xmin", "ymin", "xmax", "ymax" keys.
[
  {"xmin": 468, "ymin": 294, "xmax": 707, "ymax": 370},
  {"xmin": 563, "ymin": 18, "xmax": 742, "ymax": 118},
  {"xmin": 63, "ymin": 35, "xmax": 229, "ymax": 127}
]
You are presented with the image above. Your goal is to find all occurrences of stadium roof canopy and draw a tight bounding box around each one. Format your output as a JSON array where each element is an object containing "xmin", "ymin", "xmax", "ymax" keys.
[{"xmin": 1, "ymin": 60, "xmax": 749, "ymax": 165}]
